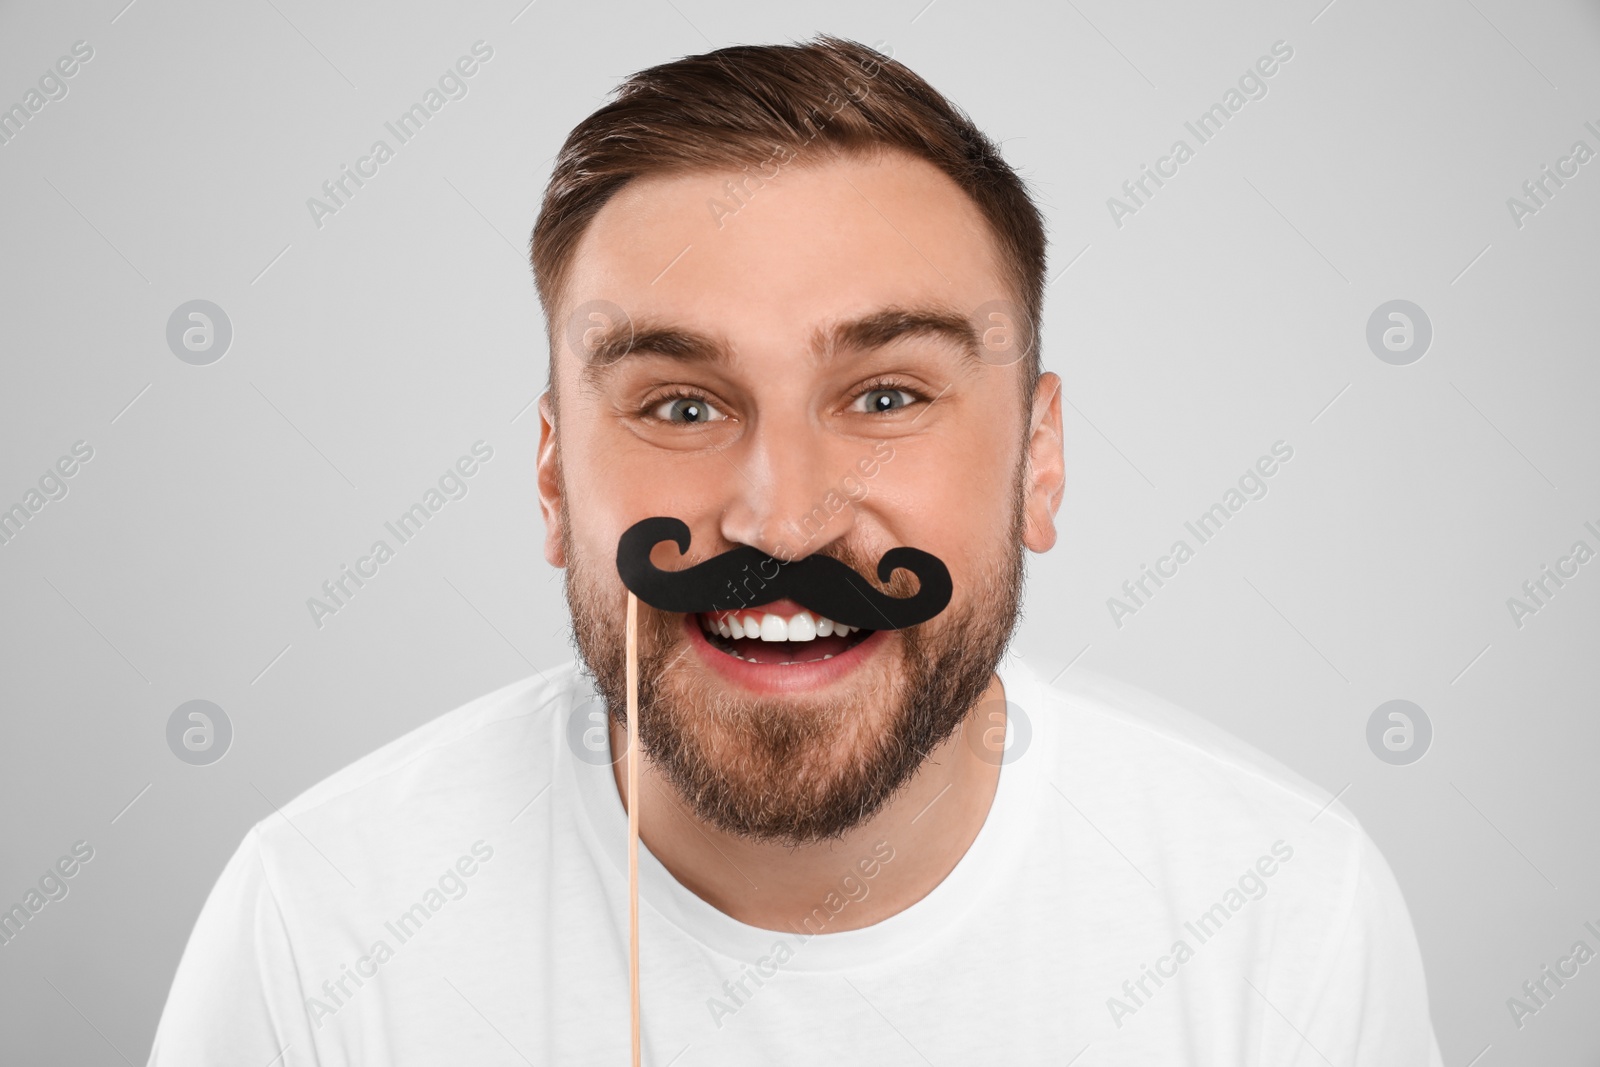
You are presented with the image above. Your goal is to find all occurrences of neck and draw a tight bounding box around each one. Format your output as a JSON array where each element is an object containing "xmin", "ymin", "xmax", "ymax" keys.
[{"xmin": 609, "ymin": 672, "xmax": 1005, "ymax": 933}]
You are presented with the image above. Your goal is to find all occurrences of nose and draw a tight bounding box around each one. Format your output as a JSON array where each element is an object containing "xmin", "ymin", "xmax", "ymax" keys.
[{"xmin": 717, "ymin": 409, "xmax": 855, "ymax": 561}]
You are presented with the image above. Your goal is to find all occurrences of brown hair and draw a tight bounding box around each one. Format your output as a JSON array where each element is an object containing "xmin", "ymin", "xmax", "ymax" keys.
[{"xmin": 530, "ymin": 34, "xmax": 1047, "ymax": 389}]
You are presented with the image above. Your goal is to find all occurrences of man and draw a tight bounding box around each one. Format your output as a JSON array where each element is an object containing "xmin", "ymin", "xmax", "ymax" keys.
[{"xmin": 150, "ymin": 36, "xmax": 1442, "ymax": 1064}]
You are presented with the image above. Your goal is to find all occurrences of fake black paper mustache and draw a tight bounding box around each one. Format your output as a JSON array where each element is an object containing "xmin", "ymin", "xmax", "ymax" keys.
[{"xmin": 615, "ymin": 516, "xmax": 952, "ymax": 631}]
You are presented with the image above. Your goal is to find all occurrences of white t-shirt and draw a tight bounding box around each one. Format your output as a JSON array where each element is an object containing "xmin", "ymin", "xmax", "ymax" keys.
[{"xmin": 148, "ymin": 657, "xmax": 1443, "ymax": 1065}]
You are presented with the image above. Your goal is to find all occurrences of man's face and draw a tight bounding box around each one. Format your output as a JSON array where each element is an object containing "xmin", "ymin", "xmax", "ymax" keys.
[{"xmin": 538, "ymin": 148, "xmax": 1061, "ymax": 844}]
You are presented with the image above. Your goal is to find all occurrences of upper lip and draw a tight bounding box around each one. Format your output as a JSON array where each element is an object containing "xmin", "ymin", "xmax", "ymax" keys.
[{"xmin": 704, "ymin": 598, "xmax": 807, "ymax": 616}]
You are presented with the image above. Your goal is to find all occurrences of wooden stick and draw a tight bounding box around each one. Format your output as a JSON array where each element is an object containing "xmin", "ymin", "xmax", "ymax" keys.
[{"xmin": 626, "ymin": 592, "xmax": 641, "ymax": 1067}]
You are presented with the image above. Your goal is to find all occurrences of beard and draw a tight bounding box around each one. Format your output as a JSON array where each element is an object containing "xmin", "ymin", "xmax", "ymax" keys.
[{"xmin": 562, "ymin": 470, "xmax": 1027, "ymax": 847}]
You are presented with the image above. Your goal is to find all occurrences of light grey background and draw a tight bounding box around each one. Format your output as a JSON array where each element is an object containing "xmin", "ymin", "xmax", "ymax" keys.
[{"xmin": 2, "ymin": 0, "xmax": 1597, "ymax": 1062}]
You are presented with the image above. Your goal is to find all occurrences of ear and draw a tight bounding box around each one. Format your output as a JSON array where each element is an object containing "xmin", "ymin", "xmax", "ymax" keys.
[
  {"xmin": 1022, "ymin": 372, "xmax": 1064, "ymax": 553},
  {"xmin": 535, "ymin": 390, "xmax": 567, "ymax": 568}
]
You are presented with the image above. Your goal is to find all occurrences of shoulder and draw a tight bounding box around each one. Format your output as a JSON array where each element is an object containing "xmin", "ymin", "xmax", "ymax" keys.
[
  {"xmin": 1008, "ymin": 658, "xmax": 1384, "ymax": 911},
  {"xmin": 151, "ymin": 666, "xmax": 595, "ymax": 1060},
  {"xmin": 245, "ymin": 663, "xmax": 591, "ymax": 902},
  {"xmin": 1015, "ymin": 659, "xmax": 1358, "ymax": 831},
  {"xmin": 272, "ymin": 662, "xmax": 586, "ymax": 824},
  {"xmin": 1012, "ymin": 660, "xmax": 1436, "ymax": 1043}
]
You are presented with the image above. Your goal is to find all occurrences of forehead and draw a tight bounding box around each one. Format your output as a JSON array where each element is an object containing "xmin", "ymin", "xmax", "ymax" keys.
[{"xmin": 559, "ymin": 149, "xmax": 1008, "ymax": 357}]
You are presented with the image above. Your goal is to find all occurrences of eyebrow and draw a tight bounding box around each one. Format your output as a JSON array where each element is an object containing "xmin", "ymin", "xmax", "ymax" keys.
[
  {"xmin": 577, "ymin": 305, "xmax": 980, "ymax": 380},
  {"xmin": 815, "ymin": 307, "xmax": 980, "ymax": 365}
]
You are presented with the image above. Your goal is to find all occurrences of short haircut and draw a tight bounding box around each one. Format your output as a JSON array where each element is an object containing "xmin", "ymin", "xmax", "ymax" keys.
[{"xmin": 530, "ymin": 34, "xmax": 1047, "ymax": 393}]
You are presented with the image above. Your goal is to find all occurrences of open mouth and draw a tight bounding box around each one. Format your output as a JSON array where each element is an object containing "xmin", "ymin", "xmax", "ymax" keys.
[{"xmin": 696, "ymin": 607, "xmax": 874, "ymax": 665}]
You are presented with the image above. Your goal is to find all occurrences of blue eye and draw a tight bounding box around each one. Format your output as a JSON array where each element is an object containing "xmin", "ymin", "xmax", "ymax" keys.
[
  {"xmin": 654, "ymin": 396, "xmax": 724, "ymax": 423},
  {"xmin": 856, "ymin": 388, "xmax": 913, "ymax": 413}
]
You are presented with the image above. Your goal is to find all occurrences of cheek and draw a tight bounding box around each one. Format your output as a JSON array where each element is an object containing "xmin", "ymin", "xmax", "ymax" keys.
[
  {"xmin": 867, "ymin": 435, "xmax": 1019, "ymax": 577},
  {"xmin": 924, "ymin": 402, "xmax": 1023, "ymax": 499}
]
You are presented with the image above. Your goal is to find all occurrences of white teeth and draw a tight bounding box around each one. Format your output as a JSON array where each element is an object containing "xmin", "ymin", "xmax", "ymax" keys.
[{"xmin": 699, "ymin": 610, "xmax": 860, "ymax": 643}]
